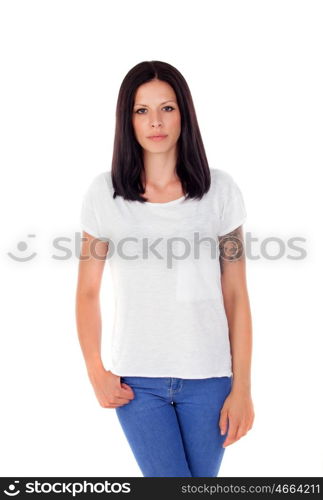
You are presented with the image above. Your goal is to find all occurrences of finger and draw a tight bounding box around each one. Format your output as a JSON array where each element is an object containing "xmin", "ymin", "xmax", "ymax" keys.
[
  {"xmin": 235, "ymin": 422, "xmax": 247, "ymax": 439},
  {"xmin": 219, "ymin": 412, "xmax": 228, "ymax": 435},
  {"xmin": 114, "ymin": 384, "xmax": 135, "ymax": 397},
  {"xmin": 121, "ymin": 383, "xmax": 132, "ymax": 389},
  {"xmin": 223, "ymin": 420, "xmax": 238, "ymax": 447},
  {"xmin": 121, "ymin": 383, "xmax": 135, "ymax": 395},
  {"xmin": 115, "ymin": 392, "xmax": 135, "ymax": 401},
  {"xmin": 105, "ymin": 400, "xmax": 131, "ymax": 408},
  {"xmin": 111, "ymin": 396, "xmax": 133, "ymax": 404}
]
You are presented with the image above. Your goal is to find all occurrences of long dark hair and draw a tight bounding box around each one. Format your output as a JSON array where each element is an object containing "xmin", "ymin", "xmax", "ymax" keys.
[{"xmin": 111, "ymin": 60, "xmax": 211, "ymax": 202}]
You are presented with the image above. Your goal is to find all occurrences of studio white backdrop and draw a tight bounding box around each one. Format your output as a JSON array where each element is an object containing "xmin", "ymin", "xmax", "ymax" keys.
[{"xmin": 0, "ymin": 0, "xmax": 322, "ymax": 477}]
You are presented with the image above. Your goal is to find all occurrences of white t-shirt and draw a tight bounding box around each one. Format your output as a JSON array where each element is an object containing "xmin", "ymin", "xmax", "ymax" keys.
[{"xmin": 80, "ymin": 167, "xmax": 247, "ymax": 379}]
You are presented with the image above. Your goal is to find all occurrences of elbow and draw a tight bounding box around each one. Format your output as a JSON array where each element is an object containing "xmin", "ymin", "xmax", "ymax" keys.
[
  {"xmin": 221, "ymin": 282, "xmax": 248, "ymax": 305},
  {"xmin": 76, "ymin": 286, "xmax": 100, "ymax": 302}
]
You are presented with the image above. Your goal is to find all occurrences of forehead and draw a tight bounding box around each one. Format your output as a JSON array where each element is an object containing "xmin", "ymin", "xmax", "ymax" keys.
[{"xmin": 134, "ymin": 80, "xmax": 177, "ymax": 104}]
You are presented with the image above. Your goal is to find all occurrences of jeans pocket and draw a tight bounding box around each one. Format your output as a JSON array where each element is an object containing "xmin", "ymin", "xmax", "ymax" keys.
[
  {"xmin": 121, "ymin": 376, "xmax": 148, "ymax": 387},
  {"xmin": 121, "ymin": 376, "xmax": 136, "ymax": 384}
]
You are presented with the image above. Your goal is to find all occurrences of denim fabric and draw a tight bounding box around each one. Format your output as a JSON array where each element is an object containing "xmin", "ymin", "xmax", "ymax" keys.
[{"xmin": 115, "ymin": 375, "xmax": 232, "ymax": 477}]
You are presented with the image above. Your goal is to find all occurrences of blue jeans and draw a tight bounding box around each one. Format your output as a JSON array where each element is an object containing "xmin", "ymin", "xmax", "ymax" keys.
[{"xmin": 115, "ymin": 375, "xmax": 232, "ymax": 477}]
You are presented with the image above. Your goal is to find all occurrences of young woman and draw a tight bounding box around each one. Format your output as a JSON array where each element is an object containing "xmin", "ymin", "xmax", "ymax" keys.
[{"xmin": 76, "ymin": 60, "xmax": 255, "ymax": 477}]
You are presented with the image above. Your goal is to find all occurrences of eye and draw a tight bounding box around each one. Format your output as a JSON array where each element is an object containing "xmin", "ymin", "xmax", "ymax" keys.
[{"xmin": 134, "ymin": 106, "xmax": 175, "ymax": 114}]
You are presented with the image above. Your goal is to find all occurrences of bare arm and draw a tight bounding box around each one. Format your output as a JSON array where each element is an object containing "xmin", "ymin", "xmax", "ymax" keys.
[
  {"xmin": 218, "ymin": 225, "xmax": 253, "ymax": 395},
  {"xmin": 75, "ymin": 231, "xmax": 134, "ymax": 408},
  {"xmin": 218, "ymin": 225, "xmax": 255, "ymax": 447},
  {"xmin": 75, "ymin": 231, "xmax": 108, "ymax": 377}
]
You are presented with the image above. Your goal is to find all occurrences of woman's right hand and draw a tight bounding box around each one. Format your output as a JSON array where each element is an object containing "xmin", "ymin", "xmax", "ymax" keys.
[{"xmin": 87, "ymin": 368, "xmax": 135, "ymax": 408}]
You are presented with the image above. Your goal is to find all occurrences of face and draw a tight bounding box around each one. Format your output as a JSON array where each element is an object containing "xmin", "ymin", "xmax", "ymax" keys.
[{"xmin": 132, "ymin": 79, "xmax": 181, "ymax": 154}]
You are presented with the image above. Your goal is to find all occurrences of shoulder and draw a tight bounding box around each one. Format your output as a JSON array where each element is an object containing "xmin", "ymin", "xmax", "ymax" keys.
[
  {"xmin": 210, "ymin": 167, "xmax": 241, "ymax": 194},
  {"xmin": 86, "ymin": 170, "xmax": 110, "ymax": 188},
  {"xmin": 83, "ymin": 170, "xmax": 112, "ymax": 198},
  {"xmin": 210, "ymin": 167, "xmax": 236, "ymax": 186}
]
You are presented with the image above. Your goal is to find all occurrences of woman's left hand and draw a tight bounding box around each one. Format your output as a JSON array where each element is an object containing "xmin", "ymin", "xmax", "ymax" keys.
[{"xmin": 219, "ymin": 389, "xmax": 255, "ymax": 448}]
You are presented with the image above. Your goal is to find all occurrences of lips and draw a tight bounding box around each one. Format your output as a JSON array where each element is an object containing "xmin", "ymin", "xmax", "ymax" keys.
[{"xmin": 147, "ymin": 135, "xmax": 168, "ymax": 141}]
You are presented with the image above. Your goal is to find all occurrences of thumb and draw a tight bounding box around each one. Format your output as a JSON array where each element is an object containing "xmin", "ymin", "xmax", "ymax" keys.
[
  {"xmin": 121, "ymin": 382, "xmax": 132, "ymax": 391},
  {"xmin": 219, "ymin": 411, "xmax": 228, "ymax": 435}
]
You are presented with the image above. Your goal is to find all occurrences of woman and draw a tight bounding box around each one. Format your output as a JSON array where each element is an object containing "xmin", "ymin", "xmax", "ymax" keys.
[{"xmin": 76, "ymin": 60, "xmax": 255, "ymax": 477}]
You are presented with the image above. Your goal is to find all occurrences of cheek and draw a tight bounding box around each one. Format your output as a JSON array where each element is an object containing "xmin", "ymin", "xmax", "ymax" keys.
[
  {"xmin": 132, "ymin": 117, "xmax": 145, "ymax": 137},
  {"xmin": 169, "ymin": 114, "xmax": 181, "ymax": 135},
  {"xmin": 169, "ymin": 112, "xmax": 181, "ymax": 127}
]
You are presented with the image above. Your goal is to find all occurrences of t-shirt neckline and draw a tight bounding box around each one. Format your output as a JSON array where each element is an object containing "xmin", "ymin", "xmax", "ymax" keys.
[
  {"xmin": 104, "ymin": 171, "xmax": 187, "ymax": 206},
  {"xmin": 144, "ymin": 195, "xmax": 186, "ymax": 206}
]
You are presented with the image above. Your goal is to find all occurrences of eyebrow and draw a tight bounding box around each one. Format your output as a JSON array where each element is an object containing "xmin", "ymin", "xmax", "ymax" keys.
[{"xmin": 134, "ymin": 100, "xmax": 177, "ymax": 107}]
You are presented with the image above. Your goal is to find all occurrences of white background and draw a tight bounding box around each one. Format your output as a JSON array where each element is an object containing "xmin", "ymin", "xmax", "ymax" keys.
[{"xmin": 1, "ymin": 0, "xmax": 322, "ymax": 477}]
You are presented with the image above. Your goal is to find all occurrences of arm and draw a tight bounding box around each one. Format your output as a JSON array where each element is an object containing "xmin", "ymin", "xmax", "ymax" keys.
[
  {"xmin": 75, "ymin": 231, "xmax": 135, "ymax": 408},
  {"xmin": 218, "ymin": 225, "xmax": 255, "ymax": 447},
  {"xmin": 218, "ymin": 224, "xmax": 253, "ymax": 395},
  {"xmin": 75, "ymin": 231, "xmax": 108, "ymax": 378}
]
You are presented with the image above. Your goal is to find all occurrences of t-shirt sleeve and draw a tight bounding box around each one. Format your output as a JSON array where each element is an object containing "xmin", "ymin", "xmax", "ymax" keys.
[
  {"xmin": 217, "ymin": 171, "xmax": 247, "ymax": 236},
  {"xmin": 80, "ymin": 175, "xmax": 103, "ymax": 239}
]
